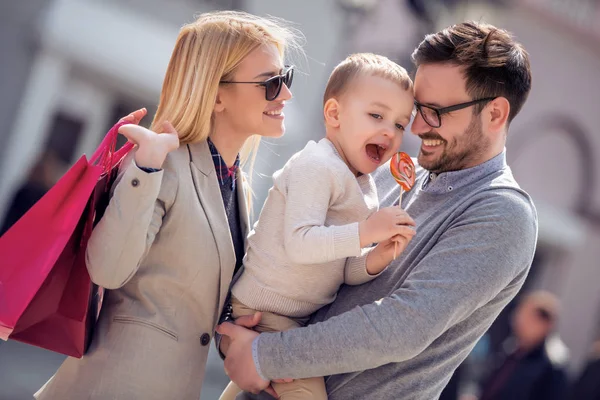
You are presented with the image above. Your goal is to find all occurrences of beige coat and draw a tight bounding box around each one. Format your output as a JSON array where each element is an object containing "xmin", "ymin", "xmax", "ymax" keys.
[{"xmin": 35, "ymin": 140, "xmax": 249, "ymax": 400}]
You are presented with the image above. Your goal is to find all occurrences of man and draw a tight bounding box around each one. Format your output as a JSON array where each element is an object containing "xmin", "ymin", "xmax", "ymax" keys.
[
  {"xmin": 569, "ymin": 339, "xmax": 600, "ymax": 400},
  {"xmin": 473, "ymin": 291, "xmax": 569, "ymax": 400},
  {"xmin": 218, "ymin": 21, "xmax": 538, "ymax": 400}
]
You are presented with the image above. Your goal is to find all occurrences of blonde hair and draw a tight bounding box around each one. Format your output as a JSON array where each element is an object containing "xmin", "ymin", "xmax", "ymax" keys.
[
  {"xmin": 151, "ymin": 11, "xmax": 302, "ymax": 206},
  {"xmin": 323, "ymin": 53, "xmax": 413, "ymax": 104}
]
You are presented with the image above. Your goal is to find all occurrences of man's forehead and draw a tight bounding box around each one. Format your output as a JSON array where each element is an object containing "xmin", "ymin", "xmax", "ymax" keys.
[{"xmin": 414, "ymin": 64, "xmax": 467, "ymax": 104}]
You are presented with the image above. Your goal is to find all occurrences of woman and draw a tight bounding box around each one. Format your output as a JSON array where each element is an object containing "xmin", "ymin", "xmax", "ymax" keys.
[{"xmin": 36, "ymin": 10, "xmax": 299, "ymax": 400}]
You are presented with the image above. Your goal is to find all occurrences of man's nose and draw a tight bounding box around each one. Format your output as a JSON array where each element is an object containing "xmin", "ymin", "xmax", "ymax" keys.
[{"xmin": 410, "ymin": 110, "xmax": 429, "ymax": 136}]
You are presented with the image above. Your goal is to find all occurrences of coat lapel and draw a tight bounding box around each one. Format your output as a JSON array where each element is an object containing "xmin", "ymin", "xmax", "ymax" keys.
[{"xmin": 187, "ymin": 141, "xmax": 236, "ymax": 320}]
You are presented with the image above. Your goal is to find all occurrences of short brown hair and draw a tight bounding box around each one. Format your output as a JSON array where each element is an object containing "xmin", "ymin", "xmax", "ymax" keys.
[
  {"xmin": 412, "ymin": 21, "xmax": 532, "ymax": 124},
  {"xmin": 323, "ymin": 53, "xmax": 413, "ymax": 105}
]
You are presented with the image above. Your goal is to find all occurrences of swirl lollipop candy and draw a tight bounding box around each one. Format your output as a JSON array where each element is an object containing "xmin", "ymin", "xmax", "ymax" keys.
[
  {"xmin": 389, "ymin": 152, "xmax": 415, "ymax": 258},
  {"xmin": 390, "ymin": 152, "xmax": 416, "ymax": 191}
]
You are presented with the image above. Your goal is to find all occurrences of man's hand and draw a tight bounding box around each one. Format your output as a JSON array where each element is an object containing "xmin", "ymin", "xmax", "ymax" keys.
[
  {"xmin": 219, "ymin": 312, "xmax": 263, "ymax": 357},
  {"xmin": 216, "ymin": 322, "xmax": 279, "ymax": 397},
  {"xmin": 218, "ymin": 312, "xmax": 293, "ymax": 392},
  {"xmin": 358, "ymin": 207, "xmax": 416, "ymax": 247}
]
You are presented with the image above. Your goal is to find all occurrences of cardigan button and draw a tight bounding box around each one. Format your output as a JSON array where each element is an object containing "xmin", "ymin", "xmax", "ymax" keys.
[{"xmin": 131, "ymin": 178, "xmax": 140, "ymax": 187}]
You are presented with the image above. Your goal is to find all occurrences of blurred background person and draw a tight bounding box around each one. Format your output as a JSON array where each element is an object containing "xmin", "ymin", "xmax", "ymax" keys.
[
  {"xmin": 462, "ymin": 291, "xmax": 569, "ymax": 400},
  {"xmin": 569, "ymin": 338, "xmax": 600, "ymax": 400}
]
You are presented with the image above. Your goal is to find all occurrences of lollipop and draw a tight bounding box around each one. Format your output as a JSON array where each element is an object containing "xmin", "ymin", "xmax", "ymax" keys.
[
  {"xmin": 389, "ymin": 152, "xmax": 415, "ymax": 258},
  {"xmin": 390, "ymin": 152, "xmax": 416, "ymax": 191}
]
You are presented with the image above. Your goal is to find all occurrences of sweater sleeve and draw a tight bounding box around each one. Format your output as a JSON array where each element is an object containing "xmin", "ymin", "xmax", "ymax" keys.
[
  {"xmin": 280, "ymin": 156, "xmax": 362, "ymax": 265},
  {"xmin": 343, "ymin": 247, "xmax": 384, "ymax": 285},
  {"xmin": 254, "ymin": 190, "xmax": 537, "ymax": 379}
]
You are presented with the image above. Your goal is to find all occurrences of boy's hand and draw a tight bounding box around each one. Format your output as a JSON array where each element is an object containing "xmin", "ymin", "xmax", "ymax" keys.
[
  {"xmin": 359, "ymin": 207, "xmax": 416, "ymax": 247},
  {"xmin": 366, "ymin": 230, "xmax": 416, "ymax": 275}
]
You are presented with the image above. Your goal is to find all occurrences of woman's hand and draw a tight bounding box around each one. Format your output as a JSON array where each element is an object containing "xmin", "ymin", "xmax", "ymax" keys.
[
  {"xmin": 118, "ymin": 108, "xmax": 148, "ymax": 125},
  {"xmin": 118, "ymin": 121, "xmax": 180, "ymax": 169}
]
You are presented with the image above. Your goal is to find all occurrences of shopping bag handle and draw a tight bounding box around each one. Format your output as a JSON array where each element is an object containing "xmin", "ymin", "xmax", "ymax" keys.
[
  {"xmin": 79, "ymin": 122, "xmax": 135, "ymax": 248},
  {"xmin": 90, "ymin": 122, "xmax": 135, "ymax": 173}
]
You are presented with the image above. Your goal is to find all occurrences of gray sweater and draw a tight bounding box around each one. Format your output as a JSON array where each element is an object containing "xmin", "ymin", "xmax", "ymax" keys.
[{"xmin": 246, "ymin": 150, "xmax": 537, "ymax": 400}]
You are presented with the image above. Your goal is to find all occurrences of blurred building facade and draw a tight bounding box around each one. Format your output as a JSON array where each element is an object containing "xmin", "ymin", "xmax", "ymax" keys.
[{"xmin": 0, "ymin": 0, "xmax": 599, "ymax": 399}]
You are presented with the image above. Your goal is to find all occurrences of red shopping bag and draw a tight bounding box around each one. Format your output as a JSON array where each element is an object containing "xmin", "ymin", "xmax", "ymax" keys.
[{"xmin": 0, "ymin": 121, "xmax": 133, "ymax": 357}]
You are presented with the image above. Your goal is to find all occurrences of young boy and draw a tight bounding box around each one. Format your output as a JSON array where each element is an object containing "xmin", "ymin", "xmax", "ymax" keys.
[{"xmin": 220, "ymin": 53, "xmax": 416, "ymax": 400}]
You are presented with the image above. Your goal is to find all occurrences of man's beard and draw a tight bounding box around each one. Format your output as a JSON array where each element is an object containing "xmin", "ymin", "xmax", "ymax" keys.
[{"xmin": 418, "ymin": 116, "xmax": 490, "ymax": 174}]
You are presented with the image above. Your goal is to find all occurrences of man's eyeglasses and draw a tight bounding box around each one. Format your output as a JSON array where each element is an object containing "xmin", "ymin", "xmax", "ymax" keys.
[
  {"xmin": 414, "ymin": 97, "xmax": 496, "ymax": 128},
  {"xmin": 220, "ymin": 65, "xmax": 294, "ymax": 101}
]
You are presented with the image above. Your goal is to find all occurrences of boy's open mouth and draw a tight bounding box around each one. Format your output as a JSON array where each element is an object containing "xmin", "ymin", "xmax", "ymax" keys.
[{"xmin": 366, "ymin": 143, "xmax": 388, "ymax": 162}]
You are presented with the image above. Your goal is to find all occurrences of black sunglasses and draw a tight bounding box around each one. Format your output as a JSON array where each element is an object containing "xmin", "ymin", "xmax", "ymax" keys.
[
  {"xmin": 414, "ymin": 97, "xmax": 496, "ymax": 128},
  {"xmin": 220, "ymin": 65, "xmax": 294, "ymax": 101}
]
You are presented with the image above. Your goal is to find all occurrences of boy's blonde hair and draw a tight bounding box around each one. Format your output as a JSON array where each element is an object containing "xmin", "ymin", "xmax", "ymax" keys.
[
  {"xmin": 152, "ymin": 10, "xmax": 301, "ymax": 173},
  {"xmin": 323, "ymin": 53, "xmax": 413, "ymax": 104}
]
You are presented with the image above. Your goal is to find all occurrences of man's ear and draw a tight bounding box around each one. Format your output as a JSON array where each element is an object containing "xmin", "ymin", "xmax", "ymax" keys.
[
  {"xmin": 324, "ymin": 98, "xmax": 341, "ymax": 128},
  {"xmin": 487, "ymin": 97, "xmax": 510, "ymax": 134}
]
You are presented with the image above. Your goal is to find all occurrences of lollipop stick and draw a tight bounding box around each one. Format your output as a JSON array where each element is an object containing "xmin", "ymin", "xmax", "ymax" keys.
[{"xmin": 393, "ymin": 189, "xmax": 404, "ymax": 260}]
